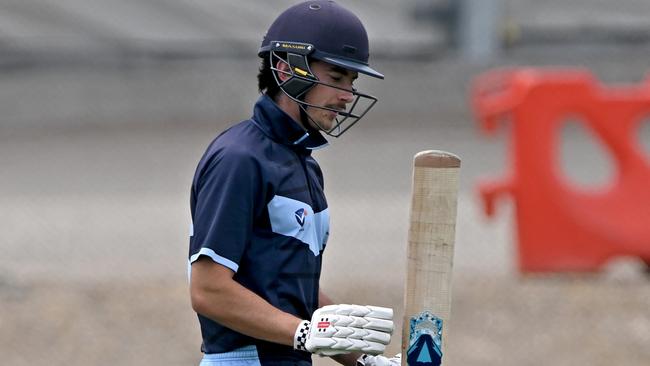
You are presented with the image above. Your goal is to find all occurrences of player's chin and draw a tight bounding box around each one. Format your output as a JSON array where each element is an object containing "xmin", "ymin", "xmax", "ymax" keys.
[{"xmin": 316, "ymin": 115, "xmax": 337, "ymax": 131}]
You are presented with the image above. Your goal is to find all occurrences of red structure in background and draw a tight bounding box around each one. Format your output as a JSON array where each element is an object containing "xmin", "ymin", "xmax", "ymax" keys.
[{"xmin": 472, "ymin": 68, "xmax": 650, "ymax": 272}]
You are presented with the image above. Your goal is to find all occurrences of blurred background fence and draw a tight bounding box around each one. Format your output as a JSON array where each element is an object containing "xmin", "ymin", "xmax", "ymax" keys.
[{"xmin": 1, "ymin": 1, "xmax": 649, "ymax": 365}]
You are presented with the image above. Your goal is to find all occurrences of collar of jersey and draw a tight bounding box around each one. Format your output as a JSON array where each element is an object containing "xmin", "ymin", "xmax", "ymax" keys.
[{"xmin": 252, "ymin": 94, "xmax": 329, "ymax": 151}]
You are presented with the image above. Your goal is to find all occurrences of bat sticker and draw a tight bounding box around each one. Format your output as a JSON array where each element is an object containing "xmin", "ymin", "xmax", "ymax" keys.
[{"xmin": 406, "ymin": 311, "xmax": 443, "ymax": 366}]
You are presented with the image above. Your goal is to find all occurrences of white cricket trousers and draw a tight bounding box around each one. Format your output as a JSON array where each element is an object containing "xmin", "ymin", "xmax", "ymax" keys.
[{"xmin": 200, "ymin": 346, "xmax": 261, "ymax": 366}]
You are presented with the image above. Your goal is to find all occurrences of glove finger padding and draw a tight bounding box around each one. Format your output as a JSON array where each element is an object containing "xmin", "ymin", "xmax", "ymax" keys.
[
  {"xmin": 325, "ymin": 315, "xmax": 394, "ymax": 333},
  {"xmin": 318, "ymin": 304, "xmax": 393, "ymax": 319},
  {"xmin": 307, "ymin": 337, "xmax": 387, "ymax": 354},
  {"xmin": 299, "ymin": 304, "xmax": 394, "ymax": 356},
  {"xmin": 311, "ymin": 316, "xmax": 393, "ymax": 340}
]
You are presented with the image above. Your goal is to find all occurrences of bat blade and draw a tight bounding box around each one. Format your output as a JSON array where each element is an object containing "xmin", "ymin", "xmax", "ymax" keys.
[{"xmin": 402, "ymin": 150, "xmax": 461, "ymax": 366}]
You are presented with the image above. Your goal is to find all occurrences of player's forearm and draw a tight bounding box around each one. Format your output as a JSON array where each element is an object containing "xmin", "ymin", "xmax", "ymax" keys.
[
  {"xmin": 193, "ymin": 278, "xmax": 301, "ymax": 345},
  {"xmin": 191, "ymin": 261, "xmax": 301, "ymax": 346}
]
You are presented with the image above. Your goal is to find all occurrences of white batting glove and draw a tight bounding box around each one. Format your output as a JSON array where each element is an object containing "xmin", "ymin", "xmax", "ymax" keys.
[
  {"xmin": 356, "ymin": 353, "xmax": 401, "ymax": 366},
  {"xmin": 293, "ymin": 304, "xmax": 394, "ymax": 356}
]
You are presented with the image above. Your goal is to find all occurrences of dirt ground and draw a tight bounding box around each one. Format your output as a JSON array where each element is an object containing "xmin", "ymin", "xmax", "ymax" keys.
[
  {"xmin": 1, "ymin": 272, "xmax": 648, "ymax": 366},
  {"xmin": 1, "ymin": 122, "xmax": 649, "ymax": 366},
  {"xmin": 2, "ymin": 45, "xmax": 650, "ymax": 365}
]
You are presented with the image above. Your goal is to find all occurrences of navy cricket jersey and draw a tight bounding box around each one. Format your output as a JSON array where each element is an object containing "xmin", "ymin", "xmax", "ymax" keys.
[{"xmin": 189, "ymin": 94, "xmax": 330, "ymax": 364}]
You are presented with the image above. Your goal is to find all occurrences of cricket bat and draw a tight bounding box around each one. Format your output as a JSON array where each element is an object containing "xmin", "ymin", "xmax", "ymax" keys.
[{"xmin": 402, "ymin": 150, "xmax": 461, "ymax": 366}]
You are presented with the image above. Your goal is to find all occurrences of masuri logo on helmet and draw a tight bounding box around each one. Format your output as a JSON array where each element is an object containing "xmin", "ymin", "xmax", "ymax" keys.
[{"xmin": 258, "ymin": 0, "xmax": 384, "ymax": 137}]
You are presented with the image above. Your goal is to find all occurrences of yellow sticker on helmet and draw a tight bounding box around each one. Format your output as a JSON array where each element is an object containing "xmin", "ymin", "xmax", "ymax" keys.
[{"xmin": 294, "ymin": 67, "xmax": 308, "ymax": 77}]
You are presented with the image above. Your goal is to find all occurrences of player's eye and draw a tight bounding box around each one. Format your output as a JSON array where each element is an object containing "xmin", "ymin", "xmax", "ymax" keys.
[{"xmin": 329, "ymin": 73, "xmax": 343, "ymax": 82}]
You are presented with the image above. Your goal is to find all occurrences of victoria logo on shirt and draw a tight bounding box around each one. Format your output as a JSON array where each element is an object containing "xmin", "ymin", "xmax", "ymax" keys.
[{"xmin": 294, "ymin": 208, "xmax": 308, "ymax": 227}]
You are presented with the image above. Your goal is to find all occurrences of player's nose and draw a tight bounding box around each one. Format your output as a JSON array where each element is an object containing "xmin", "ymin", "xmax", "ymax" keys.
[{"xmin": 338, "ymin": 88, "xmax": 354, "ymax": 104}]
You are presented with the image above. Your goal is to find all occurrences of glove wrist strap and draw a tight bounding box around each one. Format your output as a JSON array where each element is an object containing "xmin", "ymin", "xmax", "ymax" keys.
[{"xmin": 293, "ymin": 320, "xmax": 311, "ymax": 352}]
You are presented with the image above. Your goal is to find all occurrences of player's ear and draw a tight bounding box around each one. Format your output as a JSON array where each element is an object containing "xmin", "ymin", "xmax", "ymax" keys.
[{"xmin": 275, "ymin": 59, "xmax": 292, "ymax": 82}]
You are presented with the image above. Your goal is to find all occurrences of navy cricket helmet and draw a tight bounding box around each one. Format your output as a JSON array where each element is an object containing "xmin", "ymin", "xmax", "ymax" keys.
[{"xmin": 258, "ymin": 0, "xmax": 383, "ymax": 137}]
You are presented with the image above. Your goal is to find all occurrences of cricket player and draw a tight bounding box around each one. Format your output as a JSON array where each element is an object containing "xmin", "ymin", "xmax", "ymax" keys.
[{"xmin": 189, "ymin": 2, "xmax": 400, "ymax": 365}]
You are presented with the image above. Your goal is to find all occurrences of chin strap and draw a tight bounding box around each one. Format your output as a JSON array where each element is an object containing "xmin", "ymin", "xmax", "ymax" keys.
[
  {"xmin": 299, "ymin": 103, "xmax": 311, "ymax": 129},
  {"xmin": 298, "ymin": 101, "xmax": 330, "ymax": 135}
]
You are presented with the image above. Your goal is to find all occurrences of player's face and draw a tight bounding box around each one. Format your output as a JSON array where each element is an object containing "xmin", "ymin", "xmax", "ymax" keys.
[{"xmin": 303, "ymin": 61, "xmax": 357, "ymax": 131}]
